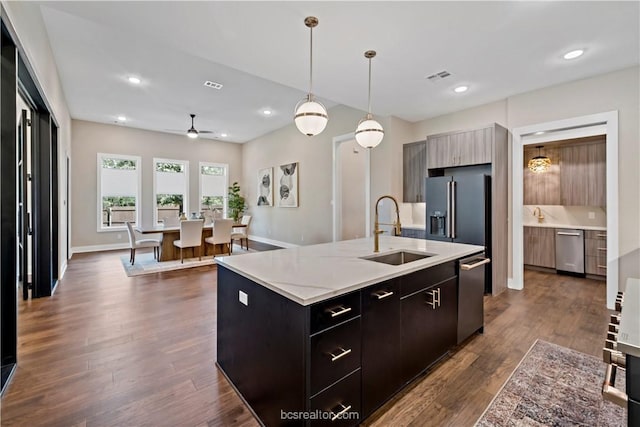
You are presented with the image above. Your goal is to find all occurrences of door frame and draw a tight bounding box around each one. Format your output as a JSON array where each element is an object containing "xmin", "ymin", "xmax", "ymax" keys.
[
  {"xmin": 332, "ymin": 133, "xmax": 371, "ymax": 242},
  {"xmin": 511, "ymin": 111, "xmax": 619, "ymax": 309}
]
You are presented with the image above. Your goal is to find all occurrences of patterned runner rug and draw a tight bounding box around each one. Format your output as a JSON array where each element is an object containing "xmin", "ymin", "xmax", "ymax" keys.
[{"xmin": 476, "ymin": 339, "xmax": 626, "ymax": 426}]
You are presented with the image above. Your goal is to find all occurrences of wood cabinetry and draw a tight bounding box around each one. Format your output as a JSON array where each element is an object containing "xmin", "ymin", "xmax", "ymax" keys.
[
  {"xmin": 585, "ymin": 229, "xmax": 607, "ymax": 276},
  {"xmin": 560, "ymin": 142, "xmax": 606, "ymax": 206},
  {"xmin": 524, "ymin": 139, "xmax": 605, "ymax": 207},
  {"xmin": 427, "ymin": 127, "xmax": 492, "ymax": 169},
  {"xmin": 402, "ymin": 140, "xmax": 427, "ymax": 202},
  {"xmin": 218, "ymin": 257, "xmax": 478, "ymax": 426},
  {"xmin": 361, "ymin": 279, "xmax": 401, "ymax": 417},
  {"xmin": 523, "ymin": 226, "xmax": 556, "ymax": 268}
]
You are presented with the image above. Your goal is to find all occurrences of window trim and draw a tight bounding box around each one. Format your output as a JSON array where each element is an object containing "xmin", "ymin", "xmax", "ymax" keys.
[
  {"xmin": 96, "ymin": 153, "xmax": 142, "ymax": 232},
  {"xmin": 153, "ymin": 157, "xmax": 189, "ymax": 225},
  {"xmin": 199, "ymin": 162, "xmax": 229, "ymax": 219}
]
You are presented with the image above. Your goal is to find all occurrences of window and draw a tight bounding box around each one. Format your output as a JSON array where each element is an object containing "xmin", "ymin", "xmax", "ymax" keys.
[
  {"xmin": 154, "ymin": 158, "xmax": 189, "ymax": 224},
  {"xmin": 199, "ymin": 162, "xmax": 228, "ymax": 219},
  {"xmin": 97, "ymin": 153, "xmax": 141, "ymax": 231}
]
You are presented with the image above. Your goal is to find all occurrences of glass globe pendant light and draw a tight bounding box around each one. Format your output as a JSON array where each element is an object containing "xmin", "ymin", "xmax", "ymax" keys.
[
  {"xmin": 528, "ymin": 145, "xmax": 551, "ymax": 173},
  {"xmin": 294, "ymin": 16, "xmax": 328, "ymax": 137},
  {"xmin": 355, "ymin": 50, "xmax": 384, "ymax": 148}
]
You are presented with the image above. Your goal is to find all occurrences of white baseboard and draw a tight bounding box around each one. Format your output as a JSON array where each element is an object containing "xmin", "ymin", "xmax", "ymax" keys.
[
  {"xmin": 71, "ymin": 242, "xmax": 129, "ymax": 255},
  {"xmin": 248, "ymin": 235, "xmax": 299, "ymax": 249},
  {"xmin": 60, "ymin": 261, "xmax": 68, "ymax": 279}
]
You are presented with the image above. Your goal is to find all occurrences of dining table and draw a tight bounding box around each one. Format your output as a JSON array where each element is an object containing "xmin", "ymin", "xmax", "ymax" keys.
[{"xmin": 135, "ymin": 222, "xmax": 247, "ymax": 262}]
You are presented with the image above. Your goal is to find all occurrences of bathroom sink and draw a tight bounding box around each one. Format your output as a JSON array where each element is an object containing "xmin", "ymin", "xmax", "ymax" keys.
[{"xmin": 361, "ymin": 251, "xmax": 433, "ymax": 266}]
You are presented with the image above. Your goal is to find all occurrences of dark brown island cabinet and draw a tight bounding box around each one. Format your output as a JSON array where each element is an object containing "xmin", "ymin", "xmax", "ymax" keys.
[{"xmin": 216, "ymin": 256, "xmax": 484, "ymax": 426}]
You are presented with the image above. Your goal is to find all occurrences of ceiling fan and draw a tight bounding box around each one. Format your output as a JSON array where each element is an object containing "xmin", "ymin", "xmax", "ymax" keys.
[{"xmin": 185, "ymin": 113, "xmax": 213, "ymax": 139}]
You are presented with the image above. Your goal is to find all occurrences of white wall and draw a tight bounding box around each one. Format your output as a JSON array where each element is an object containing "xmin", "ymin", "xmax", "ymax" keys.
[
  {"xmin": 338, "ymin": 139, "xmax": 366, "ymax": 240},
  {"xmin": 3, "ymin": 1, "xmax": 73, "ymax": 276},
  {"xmin": 71, "ymin": 120, "xmax": 242, "ymax": 249}
]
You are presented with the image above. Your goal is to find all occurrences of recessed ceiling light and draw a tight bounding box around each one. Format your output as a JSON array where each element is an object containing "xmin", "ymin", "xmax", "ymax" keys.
[
  {"xmin": 128, "ymin": 76, "xmax": 141, "ymax": 84},
  {"xmin": 220, "ymin": 133, "xmax": 228, "ymax": 138},
  {"xmin": 534, "ymin": 131, "xmax": 545, "ymax": 135},
  {"xmin": 454, "ymin": 85, "xmax": 468, "ymax": 93},
  {"xmin": 263, "ymin": 109, "xmax": 272, "ymax": 116},
  {"xmin": 563, "ymin": 49, "xmax": 584, "ymax": 60},
  {"xmin": 117, "ymin": 115, "xmax": 127, "ymax": 121}
]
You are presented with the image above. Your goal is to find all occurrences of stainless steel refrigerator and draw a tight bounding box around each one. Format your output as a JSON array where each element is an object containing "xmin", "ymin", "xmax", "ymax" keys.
[{"xmin": 425, "ymin": 174, "xmax": 492, "ymax": 292}]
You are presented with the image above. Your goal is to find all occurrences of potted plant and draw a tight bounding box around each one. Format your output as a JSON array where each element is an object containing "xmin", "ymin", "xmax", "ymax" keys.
[{"xmin": 228, "ymin": 182, "xmax": 246, "ymax": 223}]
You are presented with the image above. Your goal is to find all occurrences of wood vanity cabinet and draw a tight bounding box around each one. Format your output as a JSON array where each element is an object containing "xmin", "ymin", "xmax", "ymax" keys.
[
  {"xmin": 523, "ymin": 226, "xmax": 556, "ymax": 269},
  {"xmin": 403, "ymin": 140, "xmax": 427, "ymax": 202}
]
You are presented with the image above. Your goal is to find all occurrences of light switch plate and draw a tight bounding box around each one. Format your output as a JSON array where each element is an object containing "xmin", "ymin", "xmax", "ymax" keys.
[{"xmin": 239, "ymin": 290, "xmax": 248, "ymax": 306}]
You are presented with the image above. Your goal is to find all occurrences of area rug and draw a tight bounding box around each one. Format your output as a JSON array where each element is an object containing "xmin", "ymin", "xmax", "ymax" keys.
[
  {"xmin": 476, "ymin": 340, "xmax": 626, "ymax": 426},
  {"xmin": 120, "ymin": 245, "xmax": 254, "ymax": 277}
]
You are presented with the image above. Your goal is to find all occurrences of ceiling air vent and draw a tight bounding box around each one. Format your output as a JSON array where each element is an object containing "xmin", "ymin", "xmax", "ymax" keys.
[
  {"xmin": 425, "ymin": 70, "xmax": 452, "ymax": 82},
  {"xmin": 204, "ymin": 80, "xmax": 223, "ymax": 90}
]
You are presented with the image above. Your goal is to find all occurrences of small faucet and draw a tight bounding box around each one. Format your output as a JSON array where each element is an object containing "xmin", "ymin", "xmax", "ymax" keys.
[
  {"xmin": 533, "ymin": 206, "xmax": 544, "ymax": 223},
  {"xmin": 374, "ymin": 195, "xmax": 402, "ymax": 252}
]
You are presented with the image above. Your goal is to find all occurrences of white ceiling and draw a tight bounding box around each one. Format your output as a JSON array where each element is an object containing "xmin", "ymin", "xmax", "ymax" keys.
[{"xmin": 37, "ymin": 1, "xmax": 639, "ymax": 143}]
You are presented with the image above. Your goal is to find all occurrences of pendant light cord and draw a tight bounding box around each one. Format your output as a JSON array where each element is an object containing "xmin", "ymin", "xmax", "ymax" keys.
[
  {"xmin": 367, "ymin": 57, "xmax": 372, "ymax": 114},
  {"xmin": 309, "ymin": 26, "xmax": 313, "ymax": 97}
]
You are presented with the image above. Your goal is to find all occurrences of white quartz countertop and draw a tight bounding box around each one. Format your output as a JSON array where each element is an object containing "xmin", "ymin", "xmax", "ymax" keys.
[
  {"xmin": 617, "ymin": 278, "xmax": 640, "ymax": 357},
  {"xmin": 216, "ymin": 236, "xmax": 484, "ymax": 306},
  {"xmin": 523, "ymin": 222, "xmax": 606, "ymax": 231}
]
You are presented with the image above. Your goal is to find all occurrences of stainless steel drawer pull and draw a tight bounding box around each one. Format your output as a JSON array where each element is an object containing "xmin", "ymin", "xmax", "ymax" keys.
[
  {"xmin": 372, "ymin": 290, "xmax": 394, "ymax": 300},
  {"xmin": 330, "ymin": 403, "xmax": 352, "ymax": 421},
  {"xmin": 597, "ymin": 233, "xmax": 607, "ymax": 238},
  {"xmin": 557, "ymin": 232, "xmax": 581, "ymax": 236},
  {"xmin": 460, "ymin": 257, "xmax": 491, "ymax": 270},
  {"xmin": 597, "ymin": 265, "xmax": 607, "ymax": 269},
  {"xmin": 328, "ymin": 347, "xmax": 352, "ymax": 362},
  {"xmin": 597, "ymin": 247, "xmax": 607, "ymax": 251},
  {"xmin": 326, "ymin": 306, "xmax": 352, "ymax": 318},
  {"xmin": 602, "ymin": 364, "xmax": 628, "ymax": 408},
  {"xmin": 426, "ymin": 289, "xmax": 441, "ymax": 309}
]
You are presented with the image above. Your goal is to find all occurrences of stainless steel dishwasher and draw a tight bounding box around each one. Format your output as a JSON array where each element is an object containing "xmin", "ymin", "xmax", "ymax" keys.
[
  {"xmin": 457, "ymin": 253, "xmax": 490, "ymax": 344},
  {"xmin": 555, "ymin": 228, "xmax": 585, "ymax": 274}
]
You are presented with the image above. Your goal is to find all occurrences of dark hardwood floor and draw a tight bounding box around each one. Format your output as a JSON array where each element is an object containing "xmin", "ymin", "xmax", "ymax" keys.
[{"xmin": 0, "ymin": 250, "xmax": 611, "ymax": 426}]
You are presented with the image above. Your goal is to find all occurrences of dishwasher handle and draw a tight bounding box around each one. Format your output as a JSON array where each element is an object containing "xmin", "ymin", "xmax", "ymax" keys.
[
  {"xmin": 460, "ymin": 257, "xmax": 491, "ymax": 271},
  {"xmin": 557, "ymin": 231, "xmax": 581, "ymax": 236}
]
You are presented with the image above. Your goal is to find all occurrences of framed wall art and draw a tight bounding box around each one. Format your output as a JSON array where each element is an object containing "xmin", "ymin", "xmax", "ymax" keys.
[
  {"xmin": 257, "ymin": 167, "xmax": 273, "ymax": 206},
  {"xmin": 277, "ymin": 162, "xmax": 298, "ymax": 207}
]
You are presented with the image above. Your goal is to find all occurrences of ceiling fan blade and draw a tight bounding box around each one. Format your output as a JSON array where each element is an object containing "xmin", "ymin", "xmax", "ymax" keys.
[{"xmin": 199, "ymin": 130, "xmax": 214, "ymax": 134}]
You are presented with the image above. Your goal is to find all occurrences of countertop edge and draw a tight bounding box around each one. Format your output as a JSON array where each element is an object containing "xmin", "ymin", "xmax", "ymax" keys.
[
  {"xmin": 217, "ymin": 244, "xmax": 484, "ymax": 306},
  {"xmin": 523, "ymin": 223, "xmax": 606, "ymax": 231}
]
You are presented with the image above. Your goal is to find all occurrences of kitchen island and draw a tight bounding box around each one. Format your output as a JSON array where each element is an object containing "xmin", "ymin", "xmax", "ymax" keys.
[{"xmin": 215, "ymin": 236, "xmax": 484, "ymax": 426}]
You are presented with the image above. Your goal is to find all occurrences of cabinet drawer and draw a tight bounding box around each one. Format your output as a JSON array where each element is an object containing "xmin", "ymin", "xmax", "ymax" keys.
[
  {"xmin": 309, "ymin": 368, "xmax": 361, "ymax": 427},
  {"xmin": 585, "ymin": 230, "xmax": 607, "ymax": 240},
  {"xmin": 311, "ymin": 291, "xmax": 361, "ymax": 334},
  {"xmin": 586, "ymin": 255, "xmax": 607, "ymax": 276},
  {"xmin": 310, "ymin": 318, "xmax": 361, "ymax": 396},
  {"xmin": 585, "ymin": 238, "xmax": 607, "ymax": 256},
  {"xmin": 400, "ymin": 261, "xmax": 456, "ymax": 297}
]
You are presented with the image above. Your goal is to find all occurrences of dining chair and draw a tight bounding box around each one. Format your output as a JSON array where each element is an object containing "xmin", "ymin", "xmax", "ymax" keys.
[
  {"xmin": 205, "ymin": 218, "xmax": 233, "ymax": 257},
  {"xmin": 231, "ymin": 215, "xmax": 252, "ymax": 251},
  {"xmin": 125, "ymin": 222, "xmax": 162, "ymax": 265},
  {"xmin": 172, "ymin": 219, "xmax": 204, "ymax": 263}
]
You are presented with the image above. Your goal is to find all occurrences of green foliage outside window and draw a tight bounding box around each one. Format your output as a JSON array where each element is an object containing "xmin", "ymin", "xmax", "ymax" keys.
[
  {"xmin": 201, "ymin": 165, "xmax": 224, "ymax": 176},
  {"xmin": 102, "ymin": 196, "xmax": 136, "ymax": 209},
  {"xmin": 155, "ymin": 162, "xmax": 184, "ymax": 173},
  {"xmin": 102, "ymin": 158, "xmax": 136, "ymax": 169},
  {"xmin": 201, "ymin": 196, "xmax": 224, "ymax": 209}
]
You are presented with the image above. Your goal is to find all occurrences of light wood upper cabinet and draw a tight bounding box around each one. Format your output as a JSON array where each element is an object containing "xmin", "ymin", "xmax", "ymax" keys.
[
  {"xmin": 427, "ymin": 127, "xmax": 492, "ymax": 169},
  {"xmin": 524, "ymin": 139, "xmax": 605, "ymax": 207},
  {"xmin": 402, "ymin": 141, "xmax": 427, "ymax": 203}
]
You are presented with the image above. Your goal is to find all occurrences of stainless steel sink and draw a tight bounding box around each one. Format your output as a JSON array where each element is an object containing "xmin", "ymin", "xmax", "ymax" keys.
[{"xmin": 361, "ymin": 251, "xmax": 433, "ymax": 266}]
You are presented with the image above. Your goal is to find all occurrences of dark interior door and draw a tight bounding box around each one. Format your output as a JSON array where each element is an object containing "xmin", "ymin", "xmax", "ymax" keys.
[{"xmin": 18, "ymin": 110, "xmax": 29, "ymax": 300}]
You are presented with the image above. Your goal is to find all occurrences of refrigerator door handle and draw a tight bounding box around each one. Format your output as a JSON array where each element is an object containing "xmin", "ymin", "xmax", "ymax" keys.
[
  {"xmin": 446, "ymin": 181, "xmax": 451, "ymax": 238},
  {"xmin": 451, "ymin": 181, "xmax": 456, "ymax": 239}
]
